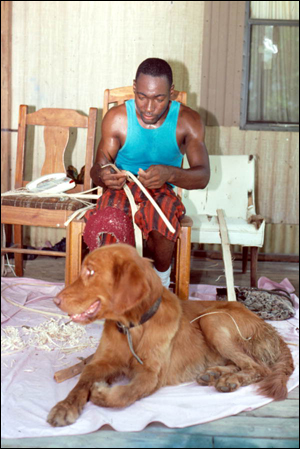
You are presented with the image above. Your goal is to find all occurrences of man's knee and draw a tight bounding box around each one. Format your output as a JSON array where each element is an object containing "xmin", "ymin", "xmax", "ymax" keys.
[{"xmin": 147, "ymin": 231, "xmax": 175, "ymax": 272}]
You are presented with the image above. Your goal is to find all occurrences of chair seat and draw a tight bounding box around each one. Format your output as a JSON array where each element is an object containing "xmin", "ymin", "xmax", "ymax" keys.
[
  {"xmin": 1, "ymin": 194, "xmax": 89, "ymax": 211},
  {"xmin": 190, "ymin": 214, "xmax": 265, "ymax": 247}
]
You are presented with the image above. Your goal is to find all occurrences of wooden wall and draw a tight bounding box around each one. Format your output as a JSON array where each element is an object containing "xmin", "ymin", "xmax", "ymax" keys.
[
  {"xmin": 1, "ymin": 1, "xmax": 12, "ymax": 194},
  {"xmin": 200, "ymin": 1, "xmax": 245, "ymax": 127},
  {"xmin": 1, "ymin": 1, "xmax": 299, "ymax": 255},
  {"xmin": 200, "ymin": 1, "xmax": 299, "ymax": 254}
]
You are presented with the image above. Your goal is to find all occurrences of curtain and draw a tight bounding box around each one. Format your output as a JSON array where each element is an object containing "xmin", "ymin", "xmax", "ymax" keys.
[
  {"xmin": 248, "ymin": 2, "xmax": 299, "ymax": 123},
  {"xmin": 251, "ymin": 1, "xmax": 299, "ymax": 20},
  {"xmin": 248, "ymin": 25, "xmax": 299, "ymax": 122}
]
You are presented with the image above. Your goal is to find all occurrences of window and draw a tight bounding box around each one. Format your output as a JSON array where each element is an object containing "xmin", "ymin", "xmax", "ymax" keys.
[{"xmin": 241, "ymin": 1, "xmax": 299, "ymax": 131}]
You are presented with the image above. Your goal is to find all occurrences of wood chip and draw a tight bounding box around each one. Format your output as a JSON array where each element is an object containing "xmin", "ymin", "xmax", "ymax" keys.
[{"xmin": 1, "ymin": 318, "xmax": 98, "ymax": 355}]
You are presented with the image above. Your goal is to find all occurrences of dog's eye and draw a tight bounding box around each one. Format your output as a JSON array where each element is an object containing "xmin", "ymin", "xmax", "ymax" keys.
[{"xmin": 86, "ymin": 268, "xmax": 95, "ymax": 277}]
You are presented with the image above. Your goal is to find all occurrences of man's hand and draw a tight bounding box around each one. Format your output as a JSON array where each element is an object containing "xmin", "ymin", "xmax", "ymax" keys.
[
  {"xmin": 99, "ymin": 166, "xmax": 127, "ymax": 190},
  {"xmin": 138, "ymin": 165, "xmax": 171, "ymax": 189}
]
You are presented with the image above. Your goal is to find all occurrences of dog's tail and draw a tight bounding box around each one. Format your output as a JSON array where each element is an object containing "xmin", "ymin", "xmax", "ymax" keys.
[{"xmin": 257, "ymin": 340, "xmax": 294, "ymax": 401}]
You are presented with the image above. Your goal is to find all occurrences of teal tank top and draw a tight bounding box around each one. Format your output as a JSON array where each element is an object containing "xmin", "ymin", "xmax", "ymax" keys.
[{"xmin": 115, "ymin": 99, "xmax": 183, "ymax": 175}]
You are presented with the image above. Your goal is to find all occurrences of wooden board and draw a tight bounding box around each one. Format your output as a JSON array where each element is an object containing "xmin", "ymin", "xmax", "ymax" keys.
[{"xmin": 217, "ymin": 209, "xmax": 236, "ymax": 301}]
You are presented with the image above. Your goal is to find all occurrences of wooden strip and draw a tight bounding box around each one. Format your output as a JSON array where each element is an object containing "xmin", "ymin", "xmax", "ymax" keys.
[
  {"xmin": 214, "ymin": 436, "xmax": 299, "ymax": 448},
  {"xmin": 200, "ymin": 1, "xmax": 212, "ymax": 124},
  {"xmin": 26, "ymin": 108, "xmax": 88, "ymax": 128},
  {"xmin": 1, "ymin": 206, "xmax": 71, "ymax": 227},
  {"xmin": 1, "ymin": 1, "xmax": 12, "ymax": 193},
  {"xmin": 207, "ymin": 1, "xmax": 220, "ymax": 125},
  {"xmin": 13, "ymin": 224, "xmax": 23, "ymax": 276},
  {"xmin": 224, "ymin": 1, "xmax": 237, "ymax": 126},
  {"xmin": 54, "ymin": 354, "xmax": 94, "ymax": 383},
  {"xmin": 65, "ymin": 219, "xmax": 84, "ymax": 285},
  {"xmin": 216, "ymin": 0, "xmax": 229, "ymax": 125},
  {"xmin": 15, "ymin": 105, "xmax": 27, "ymax": 189},
  {"xmin": 217, "ymin": 209, "xmax": 236, "ymax": 301},
  {"xmin": 145, "ymin": 417, "xmax": 299, "ymax": 439},
  {"xmin": 176, "ymin": 226, "xmax": 192, "ymax": 301},
  {"xmin": 1, "ymin": 248, "xmax": 66, "ymax": 257},
  {"xmin": 0, "ymin": 433, "xmax": 213, "ymax": 448},
  {"xmin": 241, "ymin": 399, "xmax": 299, "ymax": 418},
  {"xmin": 232, "ymin": 1, "xmax": 246, "ymax": 126},
  {"xmin": 84, "ymin": 107, "xmax": 98, "ymax": 191}
]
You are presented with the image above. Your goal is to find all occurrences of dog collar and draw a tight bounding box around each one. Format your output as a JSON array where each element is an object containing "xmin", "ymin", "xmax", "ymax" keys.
[{"xmin": 116, "ymin": 296, "xmax": 162, "ymax": 365}]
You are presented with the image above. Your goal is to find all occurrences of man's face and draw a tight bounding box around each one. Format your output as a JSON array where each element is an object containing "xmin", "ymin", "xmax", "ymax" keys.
[{"xmin": 133, "ymin": 73, "xmax": 174, "ymax": 125}]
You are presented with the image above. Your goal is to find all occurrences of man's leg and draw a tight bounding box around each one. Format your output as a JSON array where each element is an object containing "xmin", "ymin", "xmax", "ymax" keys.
[
  {"xmin": 146, "ymin": 230, "xmax": 175, "ymax": 271},
  {"xmin": 146, "ymin": 231, "xmax": 175, "ymax": 288}
]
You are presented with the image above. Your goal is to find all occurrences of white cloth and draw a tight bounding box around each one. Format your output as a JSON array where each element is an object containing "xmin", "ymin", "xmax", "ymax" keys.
[{"xmin": 1, "ymin": 276, "xmax": 299, "ymax": 438}]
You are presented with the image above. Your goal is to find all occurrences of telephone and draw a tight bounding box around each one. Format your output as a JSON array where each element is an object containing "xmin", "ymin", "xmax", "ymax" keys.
[{"xmin": 26, "ymin": 173, "xmax": 76, "ymax": 194}]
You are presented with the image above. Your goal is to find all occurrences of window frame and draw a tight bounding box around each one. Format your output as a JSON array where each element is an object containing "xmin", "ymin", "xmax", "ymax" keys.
[{"xmin": 240, "ymin": 1, "xmax": 299, "ymax": 132}]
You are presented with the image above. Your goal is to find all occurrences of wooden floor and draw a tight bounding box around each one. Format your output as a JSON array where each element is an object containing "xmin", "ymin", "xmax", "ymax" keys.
[
  {"xmin": 1, "ymin": 252, "xmax": 299, "ymax": 448},
  {"xmin": 1, "ymin": 387, "xmax": 298, "ymax": 448}
]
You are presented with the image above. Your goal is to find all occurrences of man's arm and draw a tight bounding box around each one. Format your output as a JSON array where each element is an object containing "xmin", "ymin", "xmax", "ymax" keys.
[
  {"xmin": 138, "ymin": 109, "xmax": 210, "ymax": 190},
  {"xmin": 90, "ymin": 108, "xmax": 127, "ymax": 190}
]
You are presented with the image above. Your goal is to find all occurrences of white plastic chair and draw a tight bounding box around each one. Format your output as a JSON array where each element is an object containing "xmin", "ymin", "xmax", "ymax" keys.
[{"xmin": 181, "ymin": 155, "xmax": 265, "ymax": 286}]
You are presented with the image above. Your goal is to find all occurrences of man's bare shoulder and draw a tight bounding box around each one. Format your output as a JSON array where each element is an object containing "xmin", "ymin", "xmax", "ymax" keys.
[
  {"xmin": 103, "ymin": 104, "xmax": 127, "ymax": 124},
  {"xmin": 103, "ymin": 103, "xmax": 127, "ymax": 119},
  {"xmin": 178, "ymin": 104, "xmax": 205, "ymax": 138},
  {"xmin": 102, "ymin": 104, "xmax": 127, "ymax": 136},
  {"xmin": 179, "ymin": 104, "xmax": 203, "ymax": 125}
]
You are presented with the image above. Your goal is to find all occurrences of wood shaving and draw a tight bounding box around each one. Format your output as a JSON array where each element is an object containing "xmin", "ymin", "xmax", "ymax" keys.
[
  {"xmin": 1, "ymin": 318, "xmax": 98, "ymax": 355},
  {"xmin": 2, "ymin": 326, "xmax": 26, "ymax": 353}
]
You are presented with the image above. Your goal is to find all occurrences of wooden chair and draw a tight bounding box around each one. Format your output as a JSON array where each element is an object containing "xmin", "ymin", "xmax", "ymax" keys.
[
  {"xmin": 102, "ymin": 86, "xmax": 192, "ymax": 300},
  {"xmin": 1, "ymin": 105, "xmax": 97, "ymax": 285},
  {"xmin": 181, "ymin": 155, "xmax": 265, "ymax": 287}
]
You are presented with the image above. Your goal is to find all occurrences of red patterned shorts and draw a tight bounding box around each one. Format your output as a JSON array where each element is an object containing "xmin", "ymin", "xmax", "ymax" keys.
[{"xmin": 84, "ymin": 182, "xmax": 185, "ymax": 244}]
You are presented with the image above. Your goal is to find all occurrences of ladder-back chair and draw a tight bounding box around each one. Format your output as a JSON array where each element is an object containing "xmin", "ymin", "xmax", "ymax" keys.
[
  {"xmin": 1, "ymin": 105, "xmax": 97, "ymax": 285},
  {"xmin": 102, "ymin": 86, "xmax": 192, "ymax": 300}
]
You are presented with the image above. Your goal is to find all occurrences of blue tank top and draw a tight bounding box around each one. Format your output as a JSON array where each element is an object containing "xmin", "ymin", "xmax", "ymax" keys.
[{"xmin": 115, "ymin": 99, "xmax": 183, "ymax": 175}]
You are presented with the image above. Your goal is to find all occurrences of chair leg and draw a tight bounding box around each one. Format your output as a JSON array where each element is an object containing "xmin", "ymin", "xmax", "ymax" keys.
[
  {"xmin": 65, "ymin": 220, "xmax": 84, "ymax": 286},
  {"xmin": 242, "ymin": 246, "xmax": 248, "ymax": 273},
  {"xmin": 175, "ymin": 226, "xmax": 191, "ymax": 301},
  {"xmin": 250, "ymin": 246, "xmax": 259, "ymax": 287},
  {"xmin": 13, "ymin": 224, "xmax": 24, "ymax": 277}
]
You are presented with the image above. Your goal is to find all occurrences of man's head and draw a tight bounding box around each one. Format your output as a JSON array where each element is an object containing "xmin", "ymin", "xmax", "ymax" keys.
[
  {"xmin": 135, "ymin": 58, "xmax": 173, "ymax": 87},
  {"xmin": 133, "ymin": 58, "xmax": 174, "ymax": 125}
]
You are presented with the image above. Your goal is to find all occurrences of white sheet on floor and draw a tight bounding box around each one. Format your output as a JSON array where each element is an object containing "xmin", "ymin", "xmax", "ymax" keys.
[{"xmin": 1, "ymin": 276, "xmax": 299, "ymax": 439}]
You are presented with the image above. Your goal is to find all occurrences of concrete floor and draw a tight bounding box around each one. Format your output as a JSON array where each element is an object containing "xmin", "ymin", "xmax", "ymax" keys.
[{"xmin": 3, "ymin": 252, "xmax": 299, "ymax": 297}]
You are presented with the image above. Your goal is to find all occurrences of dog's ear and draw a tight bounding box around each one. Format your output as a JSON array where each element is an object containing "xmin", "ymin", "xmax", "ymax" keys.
[{"xmin": 111, "ymin": 259, "xmax": 151, "ymax": 315}]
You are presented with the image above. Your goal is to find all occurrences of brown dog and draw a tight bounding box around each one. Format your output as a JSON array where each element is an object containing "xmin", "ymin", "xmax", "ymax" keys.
[{"xmin": 47, "ymin": 244, "xmax": 294, "ymax": 427}]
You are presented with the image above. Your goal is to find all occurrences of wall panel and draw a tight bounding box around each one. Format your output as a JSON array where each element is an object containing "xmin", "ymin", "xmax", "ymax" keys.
[{"xmin": 6, "ymin": 1, "xmax": 299, "ymax": 255}]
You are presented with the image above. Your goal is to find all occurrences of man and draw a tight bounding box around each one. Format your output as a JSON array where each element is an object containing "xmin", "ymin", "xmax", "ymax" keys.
[{"xmin": 88, "ymin": 58, "xmax": 210, "ymax": 288}]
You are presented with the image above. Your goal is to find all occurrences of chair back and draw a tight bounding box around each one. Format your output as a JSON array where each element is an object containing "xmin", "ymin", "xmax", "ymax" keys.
[
  {"xmin": 182, "ymin": 155, "xmax": 256, "ymax": 219},
  {"xmin": 15, "ymin": 105, "xmax": 97, "ymax": 193},
  {"xmin": 102, "ymin": 86, "xmax": 187, "ymax": 118}
]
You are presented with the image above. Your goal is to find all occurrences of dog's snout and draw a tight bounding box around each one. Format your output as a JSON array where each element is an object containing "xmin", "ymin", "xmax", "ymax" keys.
[{"xmin": 53, "ymin": 295, "xmax": 62, "ymax": 307}]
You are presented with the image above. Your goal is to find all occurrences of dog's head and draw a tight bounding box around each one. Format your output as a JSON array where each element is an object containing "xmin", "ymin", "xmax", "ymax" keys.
[{"xmin": 55, "ymin": 244, "xmax": 163, "ymax": 324}]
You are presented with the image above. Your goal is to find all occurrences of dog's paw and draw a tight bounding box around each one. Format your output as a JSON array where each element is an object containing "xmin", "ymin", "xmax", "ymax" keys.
[
  {"xmin": 196, "ymin": 370, "xmax": 221, "ymax": 386},
  {"xmin": 90, "ymin": 381, "xmax": 110, "ymax": 407},
  {"xmin": 215, "ymin": 375, "xmax": 240, "ymax": 393},
  {"xmin": 47, "ymin": 400, "xmax": 81, "ymax": 427}
]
